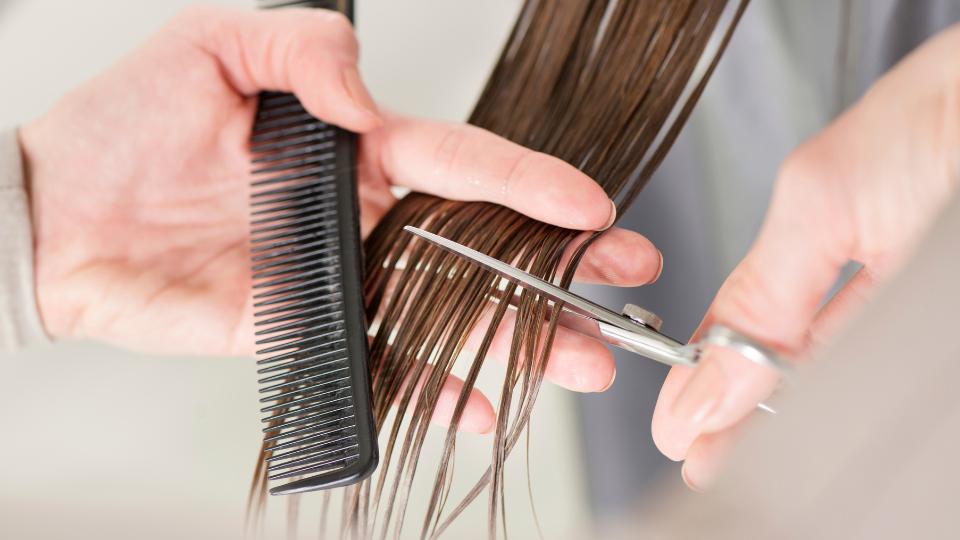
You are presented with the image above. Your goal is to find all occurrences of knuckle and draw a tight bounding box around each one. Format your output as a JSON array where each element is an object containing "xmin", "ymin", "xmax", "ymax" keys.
[
  {"xmin": 433, "ymin": 124, "xmax": 471, "ymax": 178},
  {"xmin": 775, "ymin": 139, "xmax": 857, "ymax": 253},
  {"xmin": 773, "ymin": 143, "xmax": 838, "ymax": 220},
  {"xmin": 501, "ymin": 149, "xmax": 538, "ymax": 201},
  {"xmin": 777, "ymin": 132, "xmax": 847, "ymax": 202},
  {"xmin": 715, "ymin": 261, "xmax": 781, "ymax": 334},
  {"xmin": 281, "ymin": 12, "xmax": 358, "ymax": 67},
  {"xmin": 308, "ymin": 10, "xmax": 358, "ymax": 57},
  {"xmin": 318, "ymin": 10, "xmax": 353, "ymax": 31},
  {"xmin": 167, "ymin": 6, "xmax": 233, "ymax": 46},
  {"xmin": 777, "ymin": 144, "xmax": 823, "ymax": 191}
]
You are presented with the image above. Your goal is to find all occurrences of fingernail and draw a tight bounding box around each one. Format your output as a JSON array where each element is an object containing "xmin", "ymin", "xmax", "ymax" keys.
[
  {"xmin": 342, "ymin": 65, "xmax": 381, "ymax": 123},
  {"xmin": 681, "ymin": 463, "xmax": 705, "ymax": 493},
  {"xmin": 653, "ymin": 249, "xmax": 664, "ymax": 282},
  {"xmin": 601, "ymin": 200, "xmax": 617, "ymax": 230},
  {"xmin": 599, "ymin": 369, "xmax": 617, "ymax": 392},
  {"xmin": 670, "ymin": 357, "xmax": 726, "ymax": 427}
]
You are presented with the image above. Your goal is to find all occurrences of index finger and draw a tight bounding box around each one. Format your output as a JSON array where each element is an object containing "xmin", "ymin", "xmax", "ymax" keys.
[{"xmin": 363, "ymin": 115, "xmax": 616, "ymax": 230}]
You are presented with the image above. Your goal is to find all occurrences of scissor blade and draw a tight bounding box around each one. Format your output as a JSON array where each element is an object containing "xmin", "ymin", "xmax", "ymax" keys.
[
  {"xmin": 403, "ymin": 226, "xmax": 696, "ymax": 368},
  {"xmin": 403, "ymin": 226, "xmax": 629, "ymax": 328}
]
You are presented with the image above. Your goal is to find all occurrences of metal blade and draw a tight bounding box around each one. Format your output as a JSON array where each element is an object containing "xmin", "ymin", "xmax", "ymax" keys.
[
  {"xmin": 404, "ymin": 226, "xmax": 630, "ymax": 328},
  {"xmin": 403, "ymin": 226, "xmax": 697, "ymax": 368}
]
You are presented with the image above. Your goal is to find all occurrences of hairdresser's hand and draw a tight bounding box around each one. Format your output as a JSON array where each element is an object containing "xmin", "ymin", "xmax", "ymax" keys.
[
  {"xmin": 20, "ymin": 7, "xmax": 661, "ymax": 432},
  {"xmin": 651, "ymin": 25, "xmax": 960, "ymax": 488}
]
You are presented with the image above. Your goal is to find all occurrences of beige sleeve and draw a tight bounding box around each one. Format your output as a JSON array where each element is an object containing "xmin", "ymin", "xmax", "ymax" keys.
[{"xmin": 0, "ymin": 128, "xmax": 49, "ymax": 352}]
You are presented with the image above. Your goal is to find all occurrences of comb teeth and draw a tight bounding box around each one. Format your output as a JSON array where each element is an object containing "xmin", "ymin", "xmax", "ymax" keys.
[{"xmin": 250, "ymin": 0, "xmax": 375, "ymax": 497}]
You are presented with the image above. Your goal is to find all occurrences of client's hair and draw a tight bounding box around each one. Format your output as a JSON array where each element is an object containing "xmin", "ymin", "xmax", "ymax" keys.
[{"xmin": 251, "ymin": 1, "xmax": 747, "ymax": 537}]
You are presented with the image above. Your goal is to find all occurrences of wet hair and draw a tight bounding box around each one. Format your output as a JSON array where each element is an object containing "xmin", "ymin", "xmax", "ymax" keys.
[{"xmin": 250, "ymin": 0, "xmax": 747, "ymax": 537}]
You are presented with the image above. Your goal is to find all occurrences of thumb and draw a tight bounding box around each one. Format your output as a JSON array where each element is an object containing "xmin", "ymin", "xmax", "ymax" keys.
[
  {"xmin": 652, "ymin": 152, "xmax": 853, "ymax": 460},
  {"xmin": 169, "ymin": 6, "xmax": 381, "ymax": 132}
]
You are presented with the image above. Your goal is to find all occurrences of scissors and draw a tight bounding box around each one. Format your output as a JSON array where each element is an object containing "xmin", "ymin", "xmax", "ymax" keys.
[{"xmin": 404, "ymin": 226, "xmax": 788, "ymax": 414}]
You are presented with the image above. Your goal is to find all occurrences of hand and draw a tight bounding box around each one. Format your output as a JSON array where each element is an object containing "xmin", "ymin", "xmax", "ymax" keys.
[
  {"xmin": 19, "ymin": 7, "xmax": 662, "ymax": 434},
  {"xmin": 651, "ymin": 24, "xmax": 960, "ymax": 488}
]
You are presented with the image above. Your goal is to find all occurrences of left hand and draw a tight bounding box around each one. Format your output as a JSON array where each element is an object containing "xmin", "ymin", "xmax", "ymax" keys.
[
  {"xmin": 19, "ymin": 6, "xmax": 662, "ymax": 434},
  {"xmin": 650, "ymin": 23, "xmax": 960, "ymax": 489}
]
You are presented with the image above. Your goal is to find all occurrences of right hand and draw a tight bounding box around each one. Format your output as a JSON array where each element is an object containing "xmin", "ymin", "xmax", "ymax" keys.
[{"xmin": 651, "ymin": 23, "xmax": 960, "ymax": 489}]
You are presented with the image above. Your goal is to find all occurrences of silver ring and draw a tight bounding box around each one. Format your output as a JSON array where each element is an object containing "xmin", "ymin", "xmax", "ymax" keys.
[{"xmin": 695, "ymin": 324, "xmax": 791, "ymax": 375}]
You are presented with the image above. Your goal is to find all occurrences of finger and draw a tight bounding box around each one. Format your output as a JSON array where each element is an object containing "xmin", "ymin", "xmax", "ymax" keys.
[
  {"xmin": 429, "ymin": 373, "xmax": 495, "ymax": 434},
  {"xmin": 650, "ymin": 361, "xmax": 766, "ymax": 463},
  {"xmin": 384, "ymin": 226, "xmax": 660, "ymax": 287},
  {"xmin": 463, "ymin": 308, "xmax": 616, "ymax": 393},
  {"xmin": 680, "ymin": 420, "xmax": 748, "ymax": 492},
  {"xmin": 660, "ymin": 32, "xmax": 960, "ymax": 450},
  {"xmin": 565, "ymin": 228, "xmax": 663, "ymax": 286},
  {"xmin": 363, "ymin": 115, "xmax": 616, "ymax": 230},
  {"xmin": 399, "ymin": 365, "xmax": 495, "ymax": 434},
  {"xmin": 358, "ymin": 187, "xmax": 398, "ymax": 238},
  {"xmin": 651, "ymin": 364, "xmax": 695, "ymax": 461},
  {"xmin": 171, "ymin": 6, "xmax": 381, "ymax": 132},
  {"xmin": 652, "ymin": 151, "xmax": 854, "ymax": 460}
]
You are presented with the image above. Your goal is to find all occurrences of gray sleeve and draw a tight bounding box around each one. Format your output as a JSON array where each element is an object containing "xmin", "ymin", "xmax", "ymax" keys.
[{"xmin": 0, "ymin": 127, "xmax": 49, "ymax": 352}]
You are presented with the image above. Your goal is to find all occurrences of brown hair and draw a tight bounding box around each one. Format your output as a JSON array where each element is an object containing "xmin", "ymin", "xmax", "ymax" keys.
[{"xmin": 251, "ymin": 0, "xmax": 747, "ymax": 537}]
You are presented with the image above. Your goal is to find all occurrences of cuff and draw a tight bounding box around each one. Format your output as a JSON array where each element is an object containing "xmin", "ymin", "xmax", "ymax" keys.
[{"xmin": 0, "ymin": 127, "xmax": 50, "ymax": 352}]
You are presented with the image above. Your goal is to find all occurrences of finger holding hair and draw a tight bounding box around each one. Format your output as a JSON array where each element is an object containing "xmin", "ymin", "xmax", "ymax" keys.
[{"xmin": 361, "ymin": 115, "xmax": 618, "ymax": 231}]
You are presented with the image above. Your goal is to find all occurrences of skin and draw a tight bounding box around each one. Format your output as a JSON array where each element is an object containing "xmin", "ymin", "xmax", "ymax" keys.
[
  {"xmin": 18, "ymin": 7, "xmax": 662, "ymax": 435},
  {"xmin": 652, "ymin": 23, "xmax": 960, "ymax": 490}
]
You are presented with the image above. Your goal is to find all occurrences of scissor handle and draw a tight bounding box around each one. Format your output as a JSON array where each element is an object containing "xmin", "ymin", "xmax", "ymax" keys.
[
  {"xmin": 693, "ymin": 324, "xmax": 791, "ymax": 375},
  {"xmin": 690, "ymin": 325, "xmax": 788, "ymax": 415}
]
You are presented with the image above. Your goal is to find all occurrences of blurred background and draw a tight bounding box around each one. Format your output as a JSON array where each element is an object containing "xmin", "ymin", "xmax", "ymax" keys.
[{"xmin": 1, "ymin": 1, "xmax": 958, "ymax": 539}]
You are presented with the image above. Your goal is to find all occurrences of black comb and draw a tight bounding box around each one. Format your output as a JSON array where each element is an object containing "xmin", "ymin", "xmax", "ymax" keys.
[{"xmin": 249, "ymin": 0, "xmax": 377, "ymax": 495}]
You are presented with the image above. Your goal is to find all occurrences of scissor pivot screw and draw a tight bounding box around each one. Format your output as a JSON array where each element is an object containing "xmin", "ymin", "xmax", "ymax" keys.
[{"xmin": 622, "ymin": 304, "xmax": 663, "ymax": 332}]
